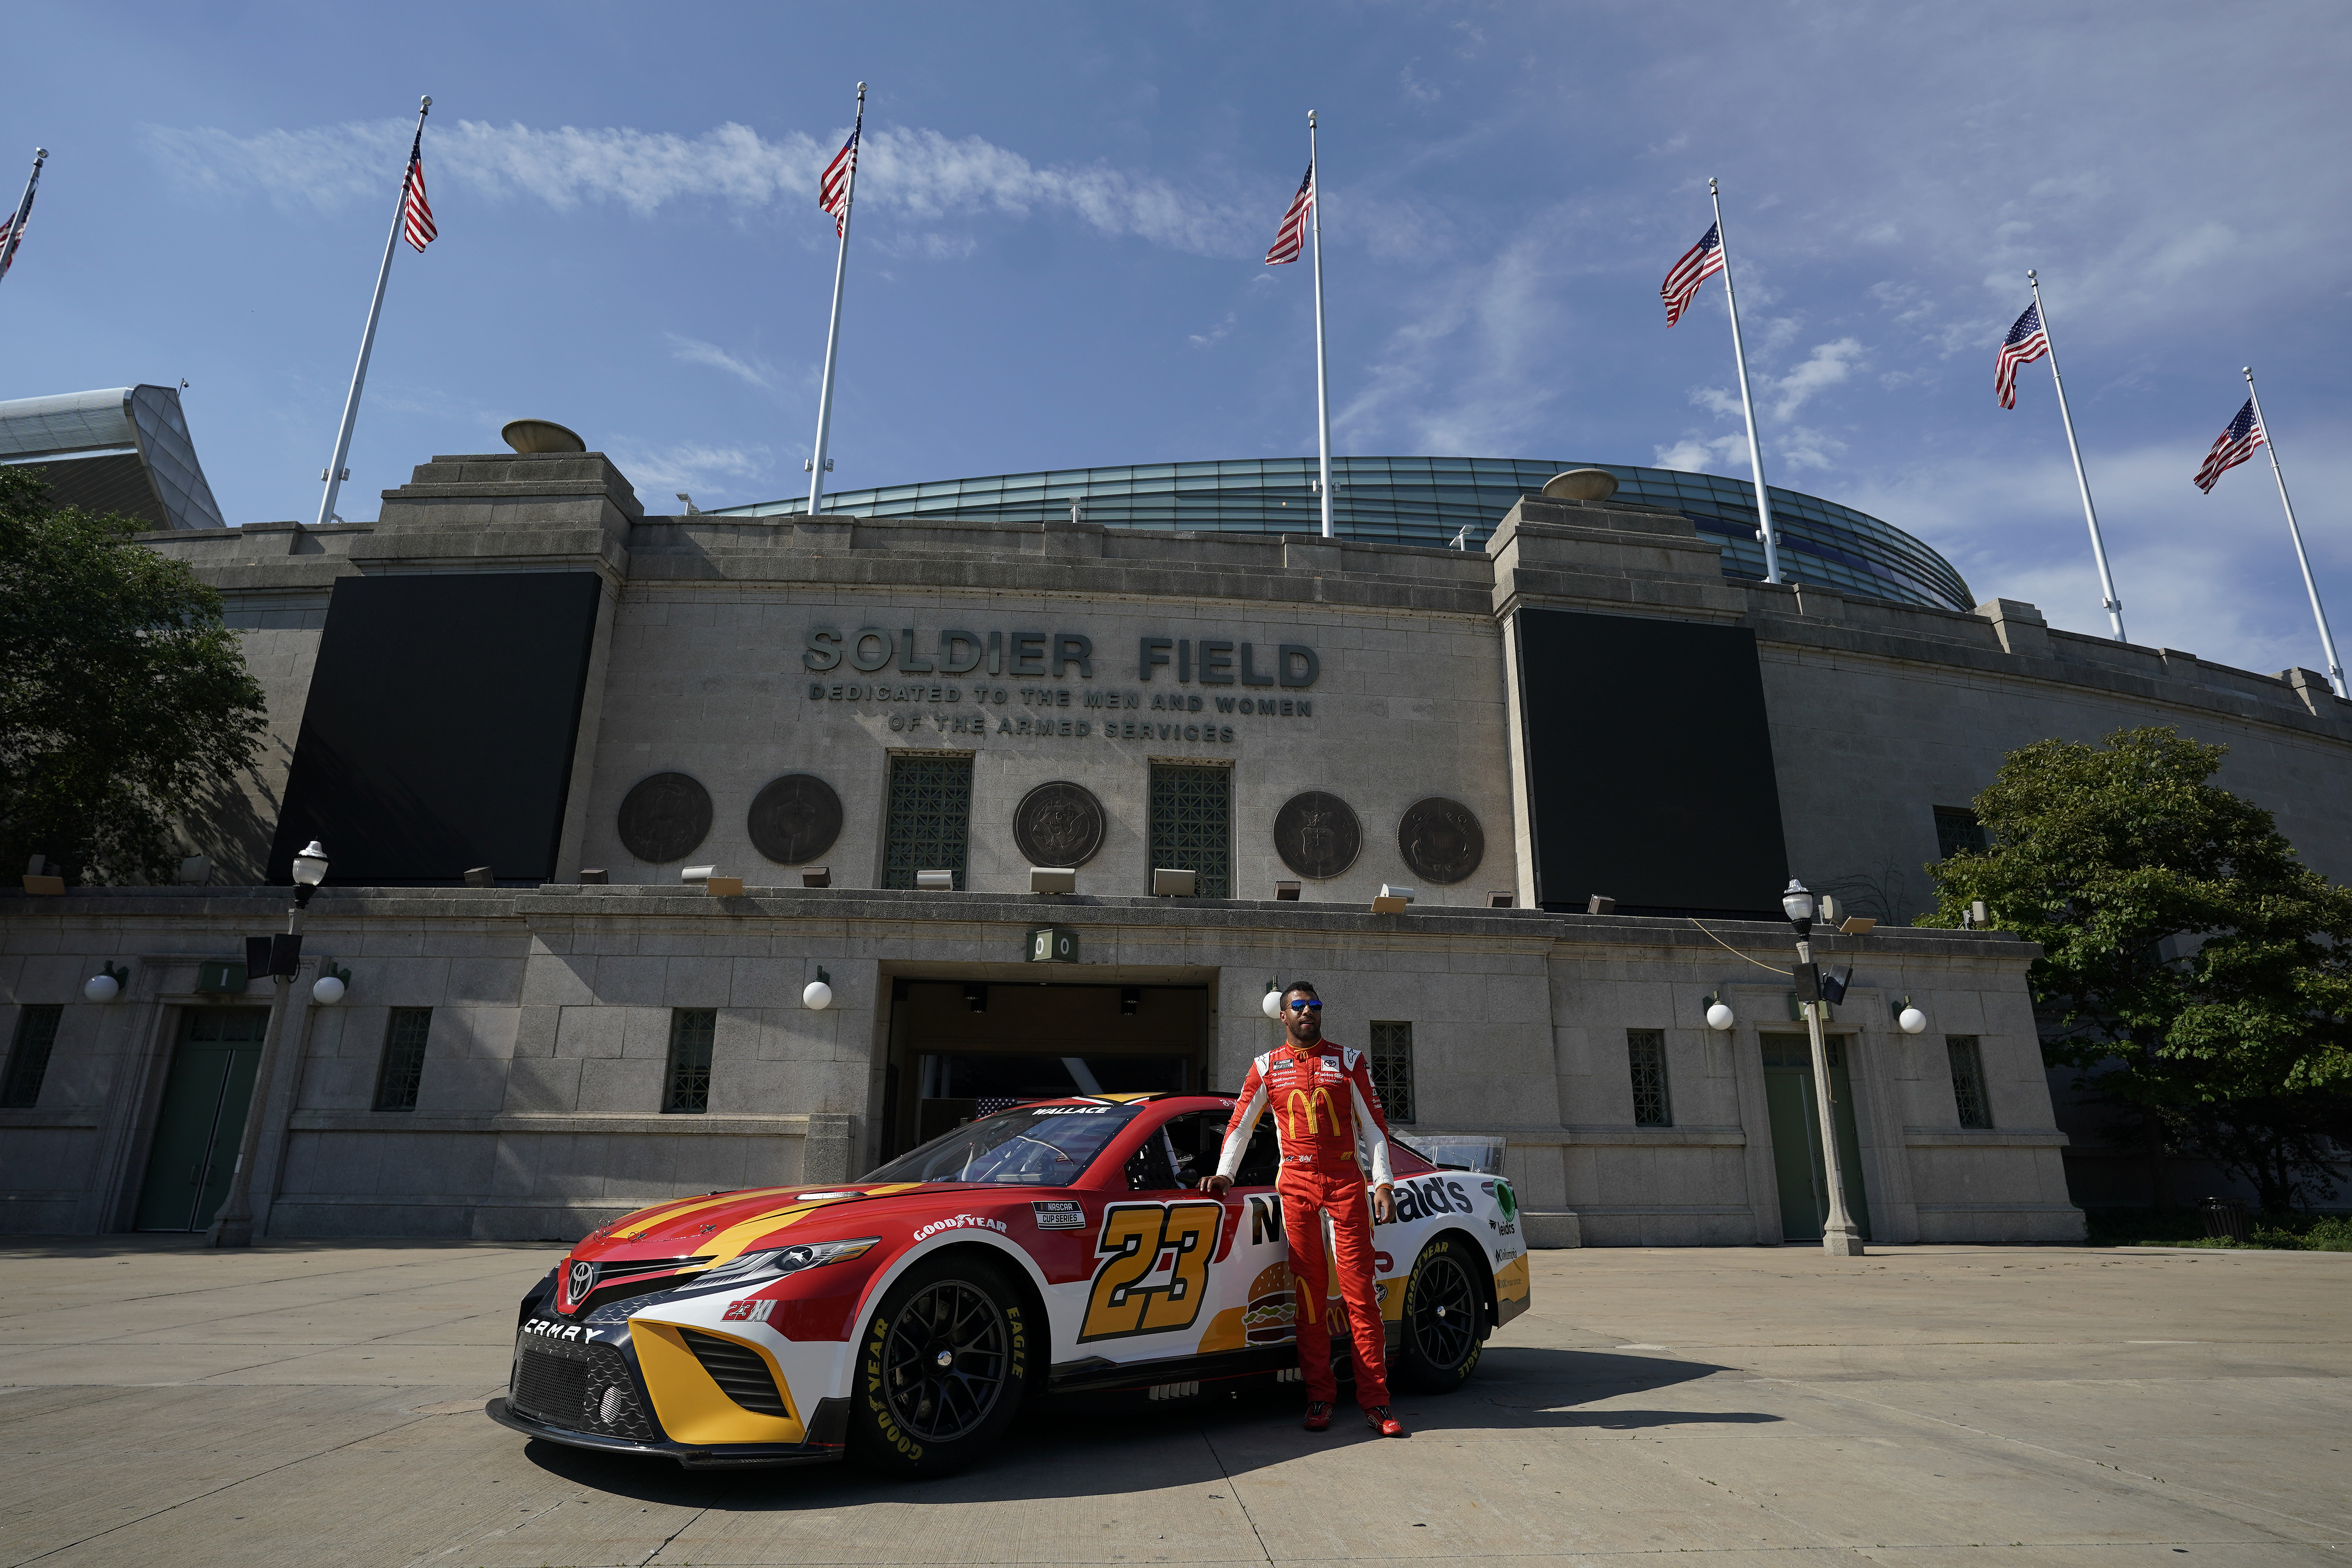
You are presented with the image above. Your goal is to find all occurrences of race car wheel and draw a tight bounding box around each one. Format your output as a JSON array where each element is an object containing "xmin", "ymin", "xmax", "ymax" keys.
[
  {"xmin": 1393, "ymin": 1236, "xmax": 1484, "ymax": 1393},
  {"xmin": 849, "ymin": 1252, "xmax": 1031, "ymax": 1477}
]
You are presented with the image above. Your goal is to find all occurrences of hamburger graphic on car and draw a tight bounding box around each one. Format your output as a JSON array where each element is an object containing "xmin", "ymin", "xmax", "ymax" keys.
[{"xmin": 1243, "ymin": 1259, "xmax": 1297, "ymax": 1344}]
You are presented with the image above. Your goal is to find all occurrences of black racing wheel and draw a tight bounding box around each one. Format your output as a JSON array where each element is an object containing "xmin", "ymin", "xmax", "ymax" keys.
[
  {"xmin": 848, "ymin": 1252, "xmax": 1032, "ymax": 1476},
  {"xmin": 1392, "ymin": 1235, "xmax": 1485, "ymax": 1393}
]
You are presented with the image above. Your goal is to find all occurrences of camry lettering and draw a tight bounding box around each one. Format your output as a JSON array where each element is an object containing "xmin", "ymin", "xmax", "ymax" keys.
[{"xmin": 523, "ymin": 1317, "xmax": 587, "ymax": 1341}]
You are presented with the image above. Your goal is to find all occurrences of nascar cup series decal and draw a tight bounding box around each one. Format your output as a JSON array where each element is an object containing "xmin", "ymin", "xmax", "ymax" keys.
[{"xmin": 1031, "ymin": 1200, "xmax": 1085, "ymax": 1230}]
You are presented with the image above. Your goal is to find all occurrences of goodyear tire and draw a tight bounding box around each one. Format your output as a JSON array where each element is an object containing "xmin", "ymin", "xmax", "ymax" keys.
[
  {"xmin": 1392, "ymin": 1236, "xmax": 1485, "ymax": 1394},
  {"xmin": 848, "ymin": 1251, "xmax": 1031, "ymax": 1477}
]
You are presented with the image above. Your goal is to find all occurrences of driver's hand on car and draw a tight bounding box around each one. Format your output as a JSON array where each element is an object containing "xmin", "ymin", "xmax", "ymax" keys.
[
  {"xmin": 1372, "ymin": 1183, "xmax": 1396, "ymax": 1223},
  {"xmin": 1199, "ymin": 1173, "xmax": 1232, "ymax": 1195}
]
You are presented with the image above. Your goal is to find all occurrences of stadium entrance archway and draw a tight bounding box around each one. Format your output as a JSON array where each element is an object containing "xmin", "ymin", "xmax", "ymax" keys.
[{"xmin": 880, "ymin": 980, "xmax": 1212, "ymax": 1160}]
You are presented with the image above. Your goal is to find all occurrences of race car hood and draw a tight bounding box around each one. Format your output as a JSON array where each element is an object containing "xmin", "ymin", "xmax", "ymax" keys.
[{"xmin": 572, "ymin": 1181, "xmax": 939, "ymax": 1270}]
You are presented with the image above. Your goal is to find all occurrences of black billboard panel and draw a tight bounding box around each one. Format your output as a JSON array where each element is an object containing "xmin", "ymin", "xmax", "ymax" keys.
[
  {"xmin": 1515, "ymin": 607, "xmax": 1789, "ymax": 918},
  {"xmin": 267, "ymin": 572, "xmax": 603, "ymax": 886}
]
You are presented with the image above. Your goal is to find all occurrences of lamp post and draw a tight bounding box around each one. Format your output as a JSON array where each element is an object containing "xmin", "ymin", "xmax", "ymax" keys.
[
  {"xmin": 1781, "ymin": 877, "xmax": 1865, "ymax": 1257},
  {"xmin": 208, "ymin": 840, "xmax": 329, "ymax": 1248}
]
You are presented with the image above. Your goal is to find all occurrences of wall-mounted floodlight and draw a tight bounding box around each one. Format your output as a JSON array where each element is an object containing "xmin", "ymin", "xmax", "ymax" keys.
[
  {"xmin": 1030, "ymin": 867, "xmax": 1076, "ymax": 895},
  {"xmin": 1895, "ymin": 995, "xmax": 1927, "ymax": 1034},
  {"xmin": 1966, "ymin": 899, "xmax": 1989, "ymax": 929},
  {"xmin": 1839, "ymin": 916, "xmax": 1876, "ymax": 935},
  {"xmin": 704, "ymin": 875, "xmax": 744, "ymax": 897},
  {"xmin": 1704, "ymin": 989, "xmax": 1735, "ymax": 1031},
  {"xmin": 578, "ymin": 869, "xmax": 609, "ymax": 884},
  {"xmin": 1274, "ymin": 881, "xmax": 1301, "ymax": 901},
  {"xmin": 803, "ymin": 967, "xmax": 833, "ymax": 1010},
  {"xmin": 1153, "ymin": 867, "xmax": 1196, "ymax": 897},
  {"xmin": 312, "ymin": 961, "xmax": 353, "ymax": 1006},
  {"xmin": 1373, "ymin": 883, "xmax": 1415, "ymax": 914},
  {"xmin": 916, "ymin": 869, "xmax": 955, "ymax": 892},
  {"xmin": 682, "ymin": 865, "xmax": 715, "ymax": 883},
  {"xmin": 463, "ymin": 866, "xmax": 495, "ymax": 888},
  {"xmin": 84, "ymin": 961, "xmax": 129, "ymax": 1003},
  {"xmin": 176, "ymin": 855, "xmax": 211, "ymax": 885},
  {"xmin": 802, "ymin": 866, "xmax": 831, "ymax": 888},
  {"xmin": 1820, "ymin": 894, "xmax": 1839, "ymax": 924},
  {"xmin": 1261, "ymin": 981, "xmax": 1282, "ymax": 1020},
  {"xmin": 1586, "ymin": 894, "xmax": 1616, "ymax": 916}
]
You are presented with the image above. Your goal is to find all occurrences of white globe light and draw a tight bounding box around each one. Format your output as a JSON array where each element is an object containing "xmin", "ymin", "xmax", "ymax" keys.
[
  {"xmin": 1260, "ymin": 990, "xmax": 1282, "ymax": 1020},
  {"xmin": 1705, "ymin": 1002, "xmax": 1735, "ymax": 1031},
  {"xmin": 802, "ymin": 980, "xmax": 833, "ymax": 1011},
  {"xmin": 1898, "ymin": 1006, "xmax": 1928, "ymax": 1035},
  {"xmin": 84, "ymin": 973, "xmax": 120, "ymax": 1003},
  {"xmin": 312, "ymin": 974, "xmax": 347, "ymax": 1006}
]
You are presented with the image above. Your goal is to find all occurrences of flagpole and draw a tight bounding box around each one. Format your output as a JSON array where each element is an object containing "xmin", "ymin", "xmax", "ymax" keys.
[
  {"xmin": 0, "ymin": 147, "xmax": 47, "ymax": 295},
  {"xmin": 2243, "ymin": 367, "xmax": 2346, "ymax": 699},
  {"xmin": 315, "ymin": 97, "xmax": 429, "ymax": 530},
  {"xmin": 808, "ymin": 83, "xmax": 866, "ymax": 517},
  {"xmin": 1308, "ymin": 110, "xmax": 1334, "ymax": 539},
  {"xmin": 2026, "ymin": 269, "xmax": 2126, "ymax": 642},
  {"xmin": 1708, "ymin": 179, "xmax": 1782, "ymax": 584}
]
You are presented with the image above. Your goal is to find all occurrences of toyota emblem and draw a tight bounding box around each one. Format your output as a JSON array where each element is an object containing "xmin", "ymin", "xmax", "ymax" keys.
[{"xmin": 566, "ymin": 1259, "xmax": 598, "ymax": 1309}]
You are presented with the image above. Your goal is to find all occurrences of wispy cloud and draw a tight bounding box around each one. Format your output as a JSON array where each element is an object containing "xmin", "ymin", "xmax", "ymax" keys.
[
  {"xmin": 665, "ymin": 332, "xmax": 772, "ymax": 389},
  {"xmin": 604, "ymin": 440, "xmax": 771, "ymax": 498},
  {"xmin": 144, "ymin": 116, "xmax": 1253, "ymax": 254}
]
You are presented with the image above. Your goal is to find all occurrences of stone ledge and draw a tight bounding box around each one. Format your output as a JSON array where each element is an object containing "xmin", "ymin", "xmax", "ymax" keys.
[
  {"xmin": 0, "ymin": 1109, "xmax": 101, "ymax": 1130},
  {"xmin": 1902, "ymin": 1129, "xmax": 2070, "ymax": 1147},
  {"xmin": 286, "ymin": 1111, "xmax": 814, "ymax": 1137},
  {"xmin": 1521, "ymin": 1211, "xmax": 1581, "ymax": 1248}
]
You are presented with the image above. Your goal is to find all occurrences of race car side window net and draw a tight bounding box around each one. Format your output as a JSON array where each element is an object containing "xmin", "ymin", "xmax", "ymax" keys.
[{"xmin": 865, "ymin": 1103, "xmax": 1142, "ymax": 1188}]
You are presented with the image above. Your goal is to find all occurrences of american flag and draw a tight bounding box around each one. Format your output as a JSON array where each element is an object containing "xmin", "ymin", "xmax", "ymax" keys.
[
  {"xmin": 0, "ymin": 157, "xmax": 43, "ymax": 280},
  {"xmin": 1660, "ymin": 222, "xmax": 1724, "ymax": 326},
  {"xmin": 1995, "ymin": 302, "xmax": 2047, "ymax": 409},
  {"xmin": 1264, "ymin": 162, "xmax": 1313, "ymax": 265},
  {"xmin": 399, "ymin": 132, "xmax": 436, "ymax": 252},
  {"xmin": 820, "ymin": 129, "xmax": 858, "ymax": 236},
  {"xmin": 2193, "ymin": 398, "xmax": 2266, "ymax": 493}
]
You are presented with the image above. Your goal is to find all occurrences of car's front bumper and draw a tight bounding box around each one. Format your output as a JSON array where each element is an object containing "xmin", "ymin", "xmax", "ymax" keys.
[{"xmin": 485, "ymin": 1394, "xmax": 849, "ymax": 1469}]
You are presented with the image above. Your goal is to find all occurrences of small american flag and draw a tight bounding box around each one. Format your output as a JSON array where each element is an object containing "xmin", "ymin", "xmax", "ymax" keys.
[
  {"xmin": 399, "ymin": 133, "xmax": 436, "ymax": 252},
  {"xmin": 1264, "ymin": 162, "xmax": 1313, "ymax": 265},
  {"xmin": 0, "ymin": 156, "xmax": 43, "ymax": 280},
  {"xmin": 1661, "ymin": 222, "xmax": 1724, "ymax": 326},
  {"xmin": 820, "ymin": 129, "xmax": 858, "ymax": 236},
  {"xmin": 2193, "ymin": 398, "xmax": 2265, "ymax": 493},
  {"xmin": 1995, "ymin": 302, "xmax": 2047, "ymax": 409}
]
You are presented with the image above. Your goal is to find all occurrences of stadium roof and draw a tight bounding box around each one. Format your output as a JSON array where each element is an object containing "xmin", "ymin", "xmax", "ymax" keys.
[{"xmin": 0, "ymin": 384, "xmax": 226, "ymax": 531}]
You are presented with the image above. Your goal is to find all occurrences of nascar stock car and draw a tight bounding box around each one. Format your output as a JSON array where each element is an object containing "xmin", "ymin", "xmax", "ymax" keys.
[{"xmin": 488, "ymin": 1090, "xmax": 1530, "ymax": 1475}]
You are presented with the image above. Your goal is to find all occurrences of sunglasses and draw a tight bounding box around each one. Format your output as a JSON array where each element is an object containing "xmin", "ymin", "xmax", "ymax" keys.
[{"xmin": 1286, "ymin": 999, "xmax": 1323, "ymax": 1012}]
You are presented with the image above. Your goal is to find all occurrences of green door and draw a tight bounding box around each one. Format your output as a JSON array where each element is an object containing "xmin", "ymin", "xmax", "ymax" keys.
[
  {"xmin": 1759, "ymin": 1032, "xmax": 1871, "ymax": 1242},
  {"xmin": 135, "ymin": 1008, "xmax": 269, "ymax": 1232}
]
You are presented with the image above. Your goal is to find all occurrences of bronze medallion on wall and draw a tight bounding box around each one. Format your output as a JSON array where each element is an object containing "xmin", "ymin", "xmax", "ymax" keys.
[
  {"xmin": 748, "ymin": 773, "xmax": 844, "ymax": 865},
  {"xmin": 616, "ymin": 772, "xmax": 714, "ymax": 865},
  {"xmin": 1272, "ymin": 790, "xmax": 1362, "ymax": 880},
  {"xmin": 1397, "ymin": 797, "xmax": 1485, "ymax": 885},
  {"xmin": 1012, "ymin": 781, "xmax": 1106, "ymax": 868}
]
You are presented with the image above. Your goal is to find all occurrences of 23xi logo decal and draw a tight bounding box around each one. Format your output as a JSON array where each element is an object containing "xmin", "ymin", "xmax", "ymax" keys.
[{"xmin": 1078, "ymin": 1201, "xmax": 1224, "ymax": 1342}]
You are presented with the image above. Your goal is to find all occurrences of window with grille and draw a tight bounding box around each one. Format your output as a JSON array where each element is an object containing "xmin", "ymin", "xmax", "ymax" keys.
[
  {"xmin": 2, "ymin": 1005, "xmax": 62, "ymax": 1109},
  {"xmin": 1367, "ymin": 1020, "xmax": 1415, "ymax": 1124},
  {"xmin": 372, "ymin": 1009, "xmax": 432, "ymax": 1112},
  {"xmin": 664, "ymin": 1008, "xmax": 716, "ymax": 1113},
  {"xmin": 1934, "ymin": 806, "xmax": 1989, "ymax": 860},
  {"xmin": 882, "ymin": 754, "xmax": 973, "ymax": 890},
  {"xmin": 1148, "ymin": 763, "xmax": 1230, "ymax": 898},
  {"xmin": 1946, "ymin": 1035, "xmax": 1992, "ymax": 1129},
  {"xmin": 1627, "ymin": 1029, "xmax": 1673, "ymax": 1127}
]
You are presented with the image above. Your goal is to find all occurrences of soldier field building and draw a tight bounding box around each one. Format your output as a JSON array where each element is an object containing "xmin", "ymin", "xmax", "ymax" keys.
[{"xmin": 5, "ymin": 432, "xmax": 2350, "ymax": 1246}]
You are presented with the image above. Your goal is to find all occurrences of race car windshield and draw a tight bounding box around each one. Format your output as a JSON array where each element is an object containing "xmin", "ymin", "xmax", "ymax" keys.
[{"xmin": 865, "ymin": 1103, "xmax": 1142, "ymax": 1188}]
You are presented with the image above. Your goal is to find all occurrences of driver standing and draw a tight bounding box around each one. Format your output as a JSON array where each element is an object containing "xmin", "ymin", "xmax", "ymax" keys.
[{"xmin": 1202, "ymin": 980, "xmax": 1407, "ymax": 1437}]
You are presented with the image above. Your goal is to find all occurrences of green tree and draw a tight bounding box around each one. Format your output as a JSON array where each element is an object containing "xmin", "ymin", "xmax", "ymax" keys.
[
  {"xmin": 0, "ymin": 466, "xmax": 268, "ymax": 885},
  {"xmin": 1925, "ymin": 726, "xmax": 2352, "ymax": 1210}
]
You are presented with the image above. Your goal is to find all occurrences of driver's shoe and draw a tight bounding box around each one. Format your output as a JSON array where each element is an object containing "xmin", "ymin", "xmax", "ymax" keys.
[
  {"xmin": 1365, "ymin": 1405, "xmax": 1406, "ymax": 1437},
  {"xmin": 1303, "ymin": 1402, "xmax": 1333, "ymax": 1432}
]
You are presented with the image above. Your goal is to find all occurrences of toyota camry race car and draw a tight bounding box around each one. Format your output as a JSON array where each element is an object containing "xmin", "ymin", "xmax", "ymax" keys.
[{"xmin": 488, "ymin": 1091, "xmax": 1530, "ymax": 1475}]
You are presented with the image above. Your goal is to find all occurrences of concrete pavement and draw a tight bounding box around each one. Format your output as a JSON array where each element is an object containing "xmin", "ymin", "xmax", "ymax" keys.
[{"xmin": 2, "ymin": 1238, "xmax": 2346, "ymax": 1565}]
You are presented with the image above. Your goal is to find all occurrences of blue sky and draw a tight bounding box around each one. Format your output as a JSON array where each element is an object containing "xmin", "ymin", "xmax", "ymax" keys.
[{"xmin": 6, "ymin": 2, "xmax": 2349, "ymax": 677}]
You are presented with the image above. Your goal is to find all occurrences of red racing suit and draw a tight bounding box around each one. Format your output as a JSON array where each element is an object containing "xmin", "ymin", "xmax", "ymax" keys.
[{"xmin": 1216, "ymin": 1040, "xmax": 1396, "ymax": 1408}]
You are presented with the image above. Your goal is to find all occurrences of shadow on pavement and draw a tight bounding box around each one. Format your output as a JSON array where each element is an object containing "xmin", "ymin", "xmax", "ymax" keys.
[{"xmin": 515, "ymin": 1342, "xmax": 1772, "ymax": 1509}]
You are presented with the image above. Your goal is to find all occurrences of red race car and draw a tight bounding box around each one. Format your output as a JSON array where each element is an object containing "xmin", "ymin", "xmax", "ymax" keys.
[{"xmin": 488, "ymin": 1091, "xmax": 1530, "ymax": 1475}]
